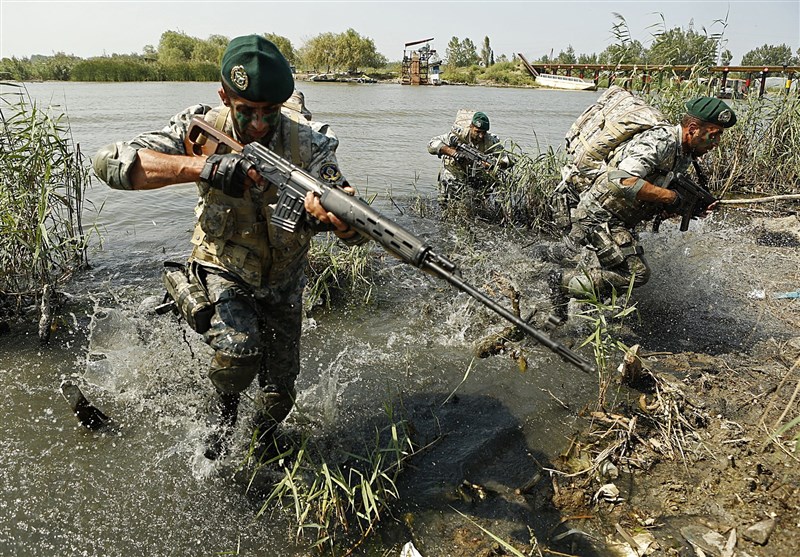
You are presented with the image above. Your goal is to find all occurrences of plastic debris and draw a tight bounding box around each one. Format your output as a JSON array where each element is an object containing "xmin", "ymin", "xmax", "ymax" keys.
[
  {"xmin": 400, "ymin": 541, "xmax": 423, "ymax": 557},
  {"xmin": 774, "ymin": 291, "xmax": 800, "ymax": 299},
  {"xmin": 680, "ymin": 525, "xmax": 736, "ymax": 557},
  {"xmin": 593, "ymin": 483, "xmax": 622, "ymax": 503}
]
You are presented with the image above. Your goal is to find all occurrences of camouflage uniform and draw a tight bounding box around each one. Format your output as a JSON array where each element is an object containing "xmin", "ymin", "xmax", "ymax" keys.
[
  {"xmin": 563, "ymin": 124, "xmax": 693, "ymax": 297},
  {"xmin": 428, "ymin": 128, "xmax": 507, "ymax": 204},
  {"xmin": 93, "ymin": 103, "xmax": 361, "ymax": 452}
]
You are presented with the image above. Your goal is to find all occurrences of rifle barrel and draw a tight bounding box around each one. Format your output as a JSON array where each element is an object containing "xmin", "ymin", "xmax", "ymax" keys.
[{"xmin": 422, "ymin": 259, "xmax": 595, "ymax": 374}]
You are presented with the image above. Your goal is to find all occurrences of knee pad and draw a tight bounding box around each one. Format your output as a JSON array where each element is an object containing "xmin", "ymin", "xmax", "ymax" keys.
[
  {"xmin": 566, "ymin": 270, "xmax": 601, "ymax": 298},
  {"xmin": 208, "ymin": 352, "xmax": 260, "ymax": 394}
]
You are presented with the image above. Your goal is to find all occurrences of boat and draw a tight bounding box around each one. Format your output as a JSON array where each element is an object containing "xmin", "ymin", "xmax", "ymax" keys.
[
  {"xmin": 534, "ymin": 73, "xmax": 597, "ymax": 91},
  {"xmin": 516, "ymin": 52, "xmax": 597, "ymax": 91}
]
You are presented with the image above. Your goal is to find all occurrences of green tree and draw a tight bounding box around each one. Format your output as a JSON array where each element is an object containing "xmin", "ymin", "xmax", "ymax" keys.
[
  {"xmin": 741, "ymin": 43, "xmax": 798, "ymax": 66},
  {"xmin": 335, "ymin": 28, "xmax": 385, "ymax": 72},
  {"xmin": 41, "ymin": 52, "xmax": 80, "ymax": 80},
  {"xmin": 157, "ymin": 30, "xmax": 197, "ymax": 64},
  {"xmin": 647, "ymin": 26, "xmax": 719, "ymax": 66},
  {"xmin": 264, "ymin": 33, "xmax": 296, "ymax": 65},
  {"xmin": 191, "ymin": 34, "xmax": 228, "ymax": 63},
  {"xmin": 142, "ymin": 44, "xmax": 158, "ymax": 63},
  {"xmin": 0, "ymin": 57, "xmax": 32, "ymax": 80},
  {"xmin": 556, "ymin": 45, "xmax": 577, "ymax": 64},
  {"xmin": 461, "ymin": 38, "xmax": 479, "ymax": 67},
  {"xmin": 481, "ymin": 36, "xmax": 493, "ymax": 67},
  {"xmin": 445, "ymin": 36, "xmax": 479, "ymax": 67},
  {"xmin": 598, "ymin": 40, "xmax": 645, "ymax": 65},
  {"xmin": 300, "ymin": 32, "xmax": 339, "ymax": 73}
]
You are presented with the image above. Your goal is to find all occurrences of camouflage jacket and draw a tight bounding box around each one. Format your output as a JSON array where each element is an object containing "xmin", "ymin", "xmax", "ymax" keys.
[
  {"xmin": 428, "ymin": 129, "xmax": 506, "ymax": 183},
  {"xmin": 95, "ymin": 104, "xmax": 354, "ymax": 289},
  {"xmin": 574, "ymin": 124, "xmax": 694, "ymax": 229}
]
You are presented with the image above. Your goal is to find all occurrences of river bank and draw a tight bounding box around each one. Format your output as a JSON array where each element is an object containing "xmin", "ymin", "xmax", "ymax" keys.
[
  {"xmin": 2, "ymin": 81, "xmax": 798, "ymax": 557},
  {"xmin": 432, "ymin": 211, "xmax": 800, "ymax": 557}
]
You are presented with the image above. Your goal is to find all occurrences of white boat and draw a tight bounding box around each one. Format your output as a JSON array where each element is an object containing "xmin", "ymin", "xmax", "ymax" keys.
[{"xmin": 535, "ymin": 73, "xmax": 597, "ymax": 91}]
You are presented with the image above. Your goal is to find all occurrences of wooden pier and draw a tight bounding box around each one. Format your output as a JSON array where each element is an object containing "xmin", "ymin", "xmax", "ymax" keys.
[{"xmin": 518, "ymin": 54, "xmax": 800, "ymax": 97}]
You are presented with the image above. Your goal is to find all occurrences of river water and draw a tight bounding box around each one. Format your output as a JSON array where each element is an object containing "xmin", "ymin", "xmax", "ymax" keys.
[{"xmin": 2, "ymin": 82, "xmax": 784, "ymax": 557}]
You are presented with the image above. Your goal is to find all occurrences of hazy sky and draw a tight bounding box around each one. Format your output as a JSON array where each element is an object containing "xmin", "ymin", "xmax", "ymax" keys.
[{"xmin": 1, "ymin": 1, "xmax": 798, "ymax": 64}]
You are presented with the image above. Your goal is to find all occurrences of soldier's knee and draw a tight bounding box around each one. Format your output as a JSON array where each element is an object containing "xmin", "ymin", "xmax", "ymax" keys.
[
  {"xmin": 208, "ymin": 352, "xmax": 260, "ymax": 394},
  {"xmin": 565, "ymin": 270, "xmax": 599, "ymax": 297}
]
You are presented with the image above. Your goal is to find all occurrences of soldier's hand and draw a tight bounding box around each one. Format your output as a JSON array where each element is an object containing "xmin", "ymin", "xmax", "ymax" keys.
[
  {"xmin": 304, "ymin": 190, "xmax": 358, "ymax": 240},
  {"xmin": 454, "ymin": 151, "xmax": 470, "ymax": 163},
  {"xmin": 662, "ymin": 190, "xmax": 683, "ymax": 217},
  {"xmin": 199, "ymin": 153, "xmax": 263, "ymax": 197}
]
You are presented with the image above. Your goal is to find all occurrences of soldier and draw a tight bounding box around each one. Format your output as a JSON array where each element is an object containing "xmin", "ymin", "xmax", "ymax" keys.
[
  {"xmin": 428, "ymin": 111, "xmax": 511, "ymax": 206},
  {"xmin": 549, "ymin": 96, "xmax": 736, "ymax": 320},
  {"xmin": 92, "ymin": 35, "xmax": 366, "ymax": 460}
]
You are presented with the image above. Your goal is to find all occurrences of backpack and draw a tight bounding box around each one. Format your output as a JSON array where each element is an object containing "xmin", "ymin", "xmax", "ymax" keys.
[
  {"xmin": 451, "ymin": 108, "xmax": 477, "ymax": 142},
  {"xmin": 563, "ymin": 86, "xmax": 669, "ymax": 185}
]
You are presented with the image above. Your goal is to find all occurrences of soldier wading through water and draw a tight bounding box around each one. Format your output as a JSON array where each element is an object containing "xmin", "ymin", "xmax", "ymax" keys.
[
  {"xmin": 92, "ymin": 35, "xmax": 367, "ymax": 460},
  {"xmin": 548, "ymin": 95, "xmax": 736, "ymax": 321}
]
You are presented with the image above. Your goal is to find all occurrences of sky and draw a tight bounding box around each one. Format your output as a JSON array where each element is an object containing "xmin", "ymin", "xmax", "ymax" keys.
[{"xmin": 1, "ymin": 1, "xmax": 798, "ymax": 65}]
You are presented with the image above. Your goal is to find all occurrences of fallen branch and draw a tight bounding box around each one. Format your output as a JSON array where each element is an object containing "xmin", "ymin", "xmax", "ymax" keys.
[{"xmin": 719, "ymin": 194, "xmax": 800, "ymax": 205}]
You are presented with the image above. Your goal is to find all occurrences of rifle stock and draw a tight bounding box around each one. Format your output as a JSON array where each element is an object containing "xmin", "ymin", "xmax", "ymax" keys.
[{"xmin": 187, "ymin": 117, "xmax": 595, "ymax": 374}]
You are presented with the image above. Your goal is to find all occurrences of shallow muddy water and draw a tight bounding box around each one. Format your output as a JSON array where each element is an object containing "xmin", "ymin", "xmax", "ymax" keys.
[{"xmin": 1, "ymin": 82, "xmax": 793, "ymax": 556}]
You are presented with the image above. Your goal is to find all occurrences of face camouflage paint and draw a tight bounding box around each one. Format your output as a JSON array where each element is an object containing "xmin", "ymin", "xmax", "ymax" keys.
[{"xmin": 231, "ymin": 102, "xmax": 282, "ymax": 142}]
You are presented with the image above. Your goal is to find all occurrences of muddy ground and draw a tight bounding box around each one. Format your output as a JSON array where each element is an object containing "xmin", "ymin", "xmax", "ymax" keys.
[
  {"xmin": 391, "ymin": 210, "xmax": 800, "ymax": 557},
  {"xmin": 541, "ymin": 212, "xmax": 800, "ymax": 557}
]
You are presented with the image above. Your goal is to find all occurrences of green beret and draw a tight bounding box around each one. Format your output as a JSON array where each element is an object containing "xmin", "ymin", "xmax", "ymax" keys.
[
  {"xmin": 685, "ymin": 96, "xmax": 736, "ymax": 128},
  {"xmin": 471, "ymin": 111, "xmax": 490, "ymax": 131},
  {"xmin": 220, "ymin": 35, "xmax": 294, "ymax": 103}
]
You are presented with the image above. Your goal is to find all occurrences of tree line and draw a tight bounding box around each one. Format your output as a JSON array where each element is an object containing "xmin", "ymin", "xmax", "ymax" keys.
[
  {"xmin": 1, "ymin": 19, "xmax": 797, "ymax": 83},
  {"xmin": 446, "ymin": 17, "xmax": 799, "ymax": 69},
  {"xmin": 0, "ymin": 29, "xmax": 386, "ymax": 82}
]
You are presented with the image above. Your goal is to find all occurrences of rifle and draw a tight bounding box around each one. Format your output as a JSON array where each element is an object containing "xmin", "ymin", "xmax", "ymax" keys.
[
  {"xmin": 187, "ymin": 117, "xmax": 594, "ymax": 374},
  {"xmin": 448, "ymin": 136, "xmax": 497, "ymax": 168},
  {"xmin": 653, "ymin": 170, "xmax": 717, "ymax": 232}
]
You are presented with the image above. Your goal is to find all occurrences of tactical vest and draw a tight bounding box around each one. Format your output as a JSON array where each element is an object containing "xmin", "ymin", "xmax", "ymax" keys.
[
  {"xmin": 188, "ymin": 106, "xmax": 318, "ymax": 288},
  {"xmin": 578, "ymin": 125, "xmax": 688, "ymax": 228}
]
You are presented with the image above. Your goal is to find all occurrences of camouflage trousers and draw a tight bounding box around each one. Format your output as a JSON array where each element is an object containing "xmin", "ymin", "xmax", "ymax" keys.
[
  {"xmin": 197, "ymin": 264, "xmax": 305, "ymax": 398},
  {"xmin": 562, "ymin": 223, "xmax": 651, "ymax": 299}
]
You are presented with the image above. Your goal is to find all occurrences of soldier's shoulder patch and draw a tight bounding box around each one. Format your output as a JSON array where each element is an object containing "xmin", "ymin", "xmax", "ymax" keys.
[{"xmin": 319, "ymin": 162, "xmax": 342, "ymax": 183}]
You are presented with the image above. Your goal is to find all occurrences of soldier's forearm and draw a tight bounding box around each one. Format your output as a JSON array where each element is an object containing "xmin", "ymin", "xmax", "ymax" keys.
[
  {"xmin": 130, "ymin": 149, "xmax": 205, "ymax": 190},
  {"xmin": 630, "ymin": 179, "xmax": 677, "ymax": 204}
]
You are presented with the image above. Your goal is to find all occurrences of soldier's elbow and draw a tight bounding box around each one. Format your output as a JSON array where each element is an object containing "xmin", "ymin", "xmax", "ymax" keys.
[{"xmin": 92, "ymin": 142, "xmax": 138, "ymax": 190}]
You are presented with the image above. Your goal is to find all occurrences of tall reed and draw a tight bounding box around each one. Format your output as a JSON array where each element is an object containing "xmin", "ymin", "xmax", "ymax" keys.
[
  {"xmin": 0, "ymin": 84, "xmax": 92, "ymax": 324},
  {"xmin": 244, "ymin": 403, "xmax": 415, "ymax": 553},
  {"xmin": 305, "ymin": 233, "xmax": 375, "ymax": 311}
]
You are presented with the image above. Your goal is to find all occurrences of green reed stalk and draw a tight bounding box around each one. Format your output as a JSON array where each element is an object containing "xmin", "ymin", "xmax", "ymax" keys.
[
  {"xmin": 0, "ymin": 84, "xmax": 93, "ymax": 322},
  {"xmin": 247, "ymin": 404, "xmax": 414, "ymax": 553},
  {"xmin": 306, "ymin": 232, "xmax": 375, "ymax": 311},
  {"xmin": 574, "ymin": 276, "xmax": 638, "ymax": 408}
]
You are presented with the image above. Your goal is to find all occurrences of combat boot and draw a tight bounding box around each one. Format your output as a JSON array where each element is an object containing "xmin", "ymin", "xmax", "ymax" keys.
[
  {"xmin": 547, "ymin": 269, "xmax": 570, "ymax": 325},
  {"xmin": 204, "ymin": 391, "xmax": 240, "ymax": 460},
  {"xmin": 252, "ymin": 389, "xmax": 294, "ymax": 460}
]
